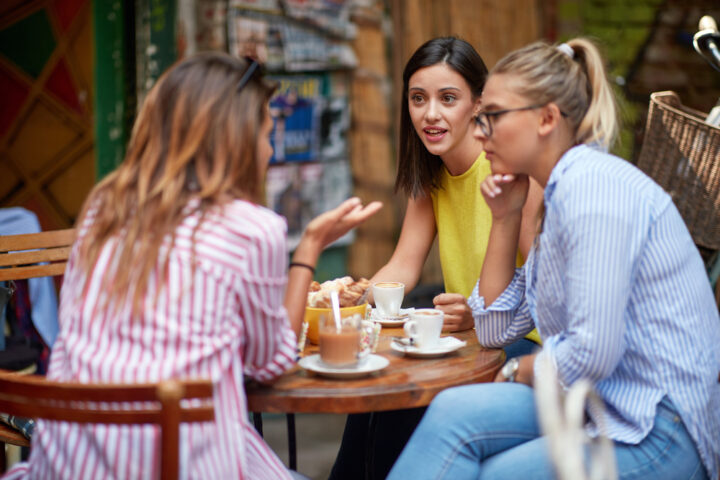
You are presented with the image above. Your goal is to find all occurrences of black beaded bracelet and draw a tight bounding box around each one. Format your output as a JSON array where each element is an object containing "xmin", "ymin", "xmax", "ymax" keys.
[{"xmin": 289, "ymin": 261, "xmax": 316, "ymax": 275}]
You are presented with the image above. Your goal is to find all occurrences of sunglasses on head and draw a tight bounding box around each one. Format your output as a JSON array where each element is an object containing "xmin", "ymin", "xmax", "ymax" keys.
[{"xmin": 237, "ymin": 57, "xmax": 261, "ymax": 92}]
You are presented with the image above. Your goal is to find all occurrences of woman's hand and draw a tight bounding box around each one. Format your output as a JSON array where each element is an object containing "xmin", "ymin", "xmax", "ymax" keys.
[
  {"xmin": 481, "ymin": 173, "xmax": 530, "ymax": 221},
  {"xmin": 494, "ymin": 353, "xmax": 536, "ymax": 387},
  {"xmin": 293, "ymin": 197, "xmax": 383, "ymax": 265},
  {"xmin": 433, "ymin": 293, "xmax": 474, "ymax": 332},
  {"xmin": 286, "ymin": 198, "xmax": 382, "ymax": 336}
]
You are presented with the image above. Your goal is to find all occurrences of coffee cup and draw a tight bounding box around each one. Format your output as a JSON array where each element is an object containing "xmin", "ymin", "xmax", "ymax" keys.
[
  {"xmin": 372, "ymin": 282, "xmax": 405, "ymax": 317},
  {"xmin": 403, "ymin": 308, "xmax": 443, "ymax": 349},
  {"xmin": 319, "ymin": 313, "xmax": 375, "ymax": 368}
]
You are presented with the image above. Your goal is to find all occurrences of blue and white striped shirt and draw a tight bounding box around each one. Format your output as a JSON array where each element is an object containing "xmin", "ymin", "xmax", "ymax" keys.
[{"xmin": 469, "ymin": 144, "xmax": 720, "ymax": 478}]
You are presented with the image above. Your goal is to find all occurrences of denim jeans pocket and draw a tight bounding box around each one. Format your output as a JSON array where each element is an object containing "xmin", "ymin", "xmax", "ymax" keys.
[{"xmin": 618, "ymin": 396, "xmax": 706, "ymax": 480}]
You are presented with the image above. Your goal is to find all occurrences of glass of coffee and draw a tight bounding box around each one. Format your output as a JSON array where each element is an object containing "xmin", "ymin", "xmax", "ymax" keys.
[{"xmin": 319, "ymin": 313, "xmax": 374, "ymax": 368}]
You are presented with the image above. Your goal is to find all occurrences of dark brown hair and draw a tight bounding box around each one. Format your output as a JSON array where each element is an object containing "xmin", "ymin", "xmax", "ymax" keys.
[{"xmin": 396, "ymin": 37, "xmax": 488, "ymax": 197}]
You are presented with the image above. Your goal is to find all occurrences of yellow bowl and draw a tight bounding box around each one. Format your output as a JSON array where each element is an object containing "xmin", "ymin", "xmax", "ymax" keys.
[{"xmin": 304, "ymin": 303, "xmax": 369, "ymax": 345}]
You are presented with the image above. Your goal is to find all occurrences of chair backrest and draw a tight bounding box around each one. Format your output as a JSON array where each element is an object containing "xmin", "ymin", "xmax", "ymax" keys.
[
  {"xmin": 636, "ymin": 91, "xmax": 720, "ymax": 251},
  {"xmin": 0, "ymin": 369, "xmax": 214, "ymax": 480},
  {"xmin": 0, "ymin": 229, "xmax": 75, "ymax": 281}
]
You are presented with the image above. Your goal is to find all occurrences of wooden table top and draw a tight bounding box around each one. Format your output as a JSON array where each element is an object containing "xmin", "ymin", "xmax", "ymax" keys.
[{"xmin": 246, "ymin": 327, "xmax": 505, "ymax": 414}]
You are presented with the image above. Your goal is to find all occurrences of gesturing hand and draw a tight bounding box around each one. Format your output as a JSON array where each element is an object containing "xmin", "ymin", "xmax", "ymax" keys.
[
  {"xmin": 480, "ymin": 174, "xmax": 530, "ymax": 221},
  {"xmin": 295, "ymin": 198, "xmax": 383, "ymax": 264}
]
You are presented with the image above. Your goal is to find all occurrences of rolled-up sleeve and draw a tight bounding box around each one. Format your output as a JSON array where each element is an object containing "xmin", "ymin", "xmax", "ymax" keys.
[{"xmin": 468, "ymin": 267, "xmax": 535, "ymax": 348}]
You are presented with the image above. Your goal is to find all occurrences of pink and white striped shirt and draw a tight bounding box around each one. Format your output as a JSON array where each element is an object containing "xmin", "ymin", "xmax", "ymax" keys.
[{"xmin": 5, "ymin": 199, "xmax": 297, "ymax": 479}]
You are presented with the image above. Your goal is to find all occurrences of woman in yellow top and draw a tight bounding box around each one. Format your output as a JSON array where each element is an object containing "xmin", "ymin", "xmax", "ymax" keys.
[
  {"xmin": 330, "ymin": 37, "xmax": 543, "ymax": 480},
  {"xmin": 373, "ymin": 36, "xmax": 542, "ymax": 340}
]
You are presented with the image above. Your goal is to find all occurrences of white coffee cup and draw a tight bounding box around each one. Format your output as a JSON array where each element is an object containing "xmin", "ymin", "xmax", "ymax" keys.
[
  {"xmin": 372, "ymin": 282, "xmax": 405, "ymax": 317},
  {"xmin": 403, "ymin": 308, "xmax": 443, "ymax": 349}
]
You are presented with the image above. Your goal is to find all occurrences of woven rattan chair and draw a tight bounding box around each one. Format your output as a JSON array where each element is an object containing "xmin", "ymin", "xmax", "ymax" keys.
[
  {"xmin": 636, "ymin": 91, "xmax": 720, "ymax": 304},
  {"xmin": 0, "ymin": 370, "xmax": 214, "ymax": 478}
]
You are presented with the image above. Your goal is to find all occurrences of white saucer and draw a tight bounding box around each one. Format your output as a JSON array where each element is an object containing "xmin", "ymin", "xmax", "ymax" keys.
[
  {"xmin": 369, "ymin": 307, "xmax": 414, "ymax": 327},
  {"xmin": 390, "ymin": 336, "xmax": 467, "ymax": 358},
  {"xmin": 298, "ymin": 354, "xmax": 389, "ymax": 379}
]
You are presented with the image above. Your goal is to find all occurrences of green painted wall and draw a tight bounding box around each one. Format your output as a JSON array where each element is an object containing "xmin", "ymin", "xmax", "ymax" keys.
[
  {"xmin": 93, "ymin": 0, "xmax": 177, "ymax": 180},
  {"xmin": 92, "ymin": 0, "xmax": 128, "ymax": 180}
]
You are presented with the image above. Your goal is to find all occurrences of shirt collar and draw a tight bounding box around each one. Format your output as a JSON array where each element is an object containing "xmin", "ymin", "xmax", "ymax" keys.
[{"xmin": 543, "ymin": 143, "xmax": 604, "ymax": 203}]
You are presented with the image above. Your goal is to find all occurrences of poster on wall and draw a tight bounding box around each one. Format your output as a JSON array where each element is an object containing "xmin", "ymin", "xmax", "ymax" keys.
[
  {"xmin": 319, "ymin": 82, "xmax": 350, "ymax": 160},
  {"xmin": 268, "ymin": 75, "xmax": 324, "ymax": 163},
  {"xmin": 320, "ymin": 158, "xmax": 354, "ymax": 246},
  {"xmin": 278, "ymin": 20, "xmax": 357, "ymax": 71},
  {"xmin": 228, "ymin": 9, "xmax": 285, "ymax": 69},
  {"xmin": 266, "ymin": 163, "xmax": 324, "ymax": 249},
  {"xmin": 265, "ymin": 160, "xmax": 353, "ymax": 249},
  {"xmin": 229, "ymin": 0, "xmax": 281, "ymax": 12},
  {"xmin": 281, "ymin": 0, "xmax": 356, "ymax": 39},
  {"xmin": 230, "ymin": 16, "xmax": 269, "ymax": 61},
  {"xmin": 229, "ymin": 8, "xmax": 356, "ymax": 72}
]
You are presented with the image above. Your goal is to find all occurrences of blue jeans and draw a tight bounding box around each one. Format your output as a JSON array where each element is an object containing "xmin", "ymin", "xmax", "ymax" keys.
[
  {"xmin": 388, "ymin": 383, "xmax": 708, "ymax": 480},
  {"xmin": 502, "ymin": 338, "xmax": 538, "ymax": 359},
  {"xmin": 330, "ymin": 337, "xmax": 536, "ymax": 480}
]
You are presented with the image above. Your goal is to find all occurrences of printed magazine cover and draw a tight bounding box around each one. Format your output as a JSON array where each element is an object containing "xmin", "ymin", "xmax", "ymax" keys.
[
  {"xmin": 268, "ymin": 75, "xmax": 324, "ymax": 163},
  {"xmin": 265, "ymin": 160, "xmax": 353, "ymax": 250}
]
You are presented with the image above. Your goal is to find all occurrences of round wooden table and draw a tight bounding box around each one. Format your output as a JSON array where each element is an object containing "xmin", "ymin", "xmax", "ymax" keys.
[{"xmin": 246, "ymin": 327, "xmax": 505, "ymax": 414}]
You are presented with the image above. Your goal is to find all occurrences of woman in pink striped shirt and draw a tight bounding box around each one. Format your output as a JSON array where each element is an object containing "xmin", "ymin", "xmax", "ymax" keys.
[{"xmin": 5, "ymin": 53, "xmax": 381, "ymax": 480}]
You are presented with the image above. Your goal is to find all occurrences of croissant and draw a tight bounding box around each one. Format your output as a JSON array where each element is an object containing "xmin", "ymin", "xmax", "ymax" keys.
[{"xmin": 306, "ymin": 277, "xmax": 370, "ymax": 308}]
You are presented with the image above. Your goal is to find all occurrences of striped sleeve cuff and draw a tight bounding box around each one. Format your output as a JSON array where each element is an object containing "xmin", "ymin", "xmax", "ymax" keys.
[{"xmin": 469, "ymin": 268, "xmax": 534, "ymax": 348}]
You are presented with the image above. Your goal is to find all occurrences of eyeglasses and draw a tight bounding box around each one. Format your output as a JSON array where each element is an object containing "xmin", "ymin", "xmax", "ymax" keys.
[
  {"xmin": 474, "ymin": 104, "xmax": 567, "ymax": 138},
  {"xmin": 237, "ymin": 57, "xmax": 260, "ymax": 92}
]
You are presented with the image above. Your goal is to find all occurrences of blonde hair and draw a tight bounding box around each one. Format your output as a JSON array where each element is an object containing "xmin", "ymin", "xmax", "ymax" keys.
[
  {"xmin": 75, "ymin": 53, "xmax": 276, "ymax": 314},
  {"xmin": 492, "ymin": 38, "xmax": 618, "ymax": 150}
]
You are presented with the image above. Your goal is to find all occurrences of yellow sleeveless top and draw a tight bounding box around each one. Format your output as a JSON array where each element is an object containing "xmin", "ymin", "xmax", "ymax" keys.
[{"xmin": 430, "ymin": 152, "xmax": 541, "ymax": 344}]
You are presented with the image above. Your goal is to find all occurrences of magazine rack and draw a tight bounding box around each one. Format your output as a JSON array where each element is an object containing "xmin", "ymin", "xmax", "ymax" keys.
[{"xmin": 636, "ymin": 91, "xmax": 720, "ymax": 251}]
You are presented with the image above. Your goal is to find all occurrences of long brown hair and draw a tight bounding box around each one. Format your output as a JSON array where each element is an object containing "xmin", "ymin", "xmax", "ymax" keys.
[
  {"xmin": 396, "ymin": 37, "xmax": 488, "ymax": 198},
  {"xmin": 74, "ymin": 52, "xmax": 276, "ymax": 313}
]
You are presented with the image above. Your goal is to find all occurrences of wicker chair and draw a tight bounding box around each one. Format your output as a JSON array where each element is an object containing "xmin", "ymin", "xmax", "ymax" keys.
[{"xmin": 636, "ymin": 91, "xmax": 720, "ymax": 304}]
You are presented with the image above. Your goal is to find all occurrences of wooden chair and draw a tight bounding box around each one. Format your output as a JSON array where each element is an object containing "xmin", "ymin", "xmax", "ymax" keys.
[
  {"xmin": 0, "ymin": 228, "xmax": 75, "ymax": 282},
  {"xmin": 0, "ymin": 228, "xmax": 76, "ymax": 462},
  {"xmin": 0, "ymin": 370, "xmax": 214, "ymax": 479}
]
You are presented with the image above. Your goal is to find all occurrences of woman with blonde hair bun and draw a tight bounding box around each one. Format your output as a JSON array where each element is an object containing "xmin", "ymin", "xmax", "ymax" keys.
[{"xmin": 387, "ymin": 38, "xmax": 719, "ymax": 480}]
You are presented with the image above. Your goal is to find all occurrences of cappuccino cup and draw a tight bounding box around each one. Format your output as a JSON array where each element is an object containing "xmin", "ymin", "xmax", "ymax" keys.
[
  {"xmin": 372, "ymin": 282, "xmax": 405, "ymax": 317},
  {"xmin": 403, "ymin": 308, "xmax": 443, "ymax": 349}
]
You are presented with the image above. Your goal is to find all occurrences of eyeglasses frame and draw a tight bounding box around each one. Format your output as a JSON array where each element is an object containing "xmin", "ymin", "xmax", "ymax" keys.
[{"xmin": 474, "ymin": 103, "xmax": 568, "ymax": 138}]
